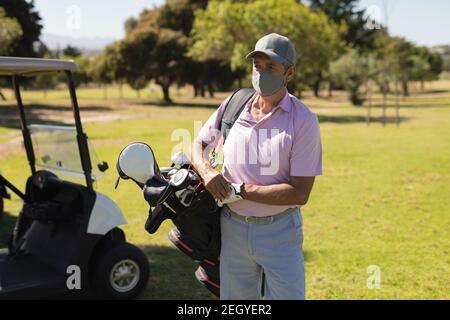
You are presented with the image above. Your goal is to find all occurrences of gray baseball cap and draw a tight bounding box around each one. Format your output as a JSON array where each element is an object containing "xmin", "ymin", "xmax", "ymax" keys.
[{"xmin": 246, "ymin": 33, "xmax": 297, "ymax": 66}]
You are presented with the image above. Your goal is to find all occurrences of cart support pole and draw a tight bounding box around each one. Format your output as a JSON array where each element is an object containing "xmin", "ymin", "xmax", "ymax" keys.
[
  {"xmin": 12, "ymin": 76, "xmax": 36, "ymax": 175},
  {"xmin": 65, "ymin": 71, "xmax": 94, "ymax": 191}
]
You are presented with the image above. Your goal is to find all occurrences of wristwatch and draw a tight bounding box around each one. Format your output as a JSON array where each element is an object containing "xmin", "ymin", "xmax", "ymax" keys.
[{"xmin": 233, "ymin": 183, "xmax": 246, "ymax": 199}]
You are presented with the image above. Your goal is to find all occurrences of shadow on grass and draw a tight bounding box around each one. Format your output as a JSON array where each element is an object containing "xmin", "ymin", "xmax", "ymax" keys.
[
  {"xmin": 0, "ymin": 103, "xmax": 112, "ymax": 130},
  {"xmin": 394, "ymin": 102, "xmax": 450, "ymax": 109},
  {"xmin": 318, "ymin": 114, "xmax": 410, "ymax": 124},
  {"xmin": 142, "ymin": 99, "xmax": 219, "ymax": 109},
  {"xmin": 409, "ymin": 89, "xmax": 450, "ymax": 95},
  {"xmin": 138, "ymin": 244, "xmax": 217, "ymax": 300}
]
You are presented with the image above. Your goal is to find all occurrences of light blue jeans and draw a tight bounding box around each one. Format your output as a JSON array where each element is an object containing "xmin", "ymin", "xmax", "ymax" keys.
[{"xmin": 220, "ymin": 205, "xmax": 305, "ymax": 300}]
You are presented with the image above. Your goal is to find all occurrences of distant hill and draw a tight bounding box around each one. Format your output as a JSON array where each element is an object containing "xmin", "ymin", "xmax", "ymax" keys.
[
  {"xmin": 41, "ymin": 33, "xmax": 117, "ymax": 56},
  {"xmin": 430, "ymin": 45, "xmax": 450, "ymax": 55}
]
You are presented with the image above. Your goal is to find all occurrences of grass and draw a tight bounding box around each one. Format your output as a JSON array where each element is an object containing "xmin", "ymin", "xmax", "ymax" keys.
[{"xmin": 0, "ymin": 81, "xmax": 449, "ymax": 299}]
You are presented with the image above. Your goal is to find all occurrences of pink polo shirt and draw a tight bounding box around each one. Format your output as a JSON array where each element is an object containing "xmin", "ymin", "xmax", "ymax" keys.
[{"xmin": 198, "ymin": 90, "xmax": 322, "ymax": 217}]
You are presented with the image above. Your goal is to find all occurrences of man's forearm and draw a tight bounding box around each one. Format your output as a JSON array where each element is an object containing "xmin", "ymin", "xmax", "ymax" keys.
[
  {"xmin": 243, "ymin": 183, "xmax": 308, "ymax": 206},
  {"xmin": 187, "ymin": 139, "xmax": 212, "ymax": 179},
  {"xmin": 187, "ymin": 139, "xmax": 231, "ymax": 200}
]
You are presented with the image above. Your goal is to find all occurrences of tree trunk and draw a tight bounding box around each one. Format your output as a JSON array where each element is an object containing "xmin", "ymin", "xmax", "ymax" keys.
[
  {"xmin": 313, "ymin": 79, "xmax": 320, "ymax": 97},
  {"xmin": 328, "ymin": 82, "xmax": 333, "ymax": 97},
  {"xmin": 395, "ymin": 81, "xmax": 400, "ymax": 127},
  {"xmin": 193, "ymin": 83, "xmax": 198, "ymax": 97},
  {"xmin": 200, "ymin": 85, "xmax": 205, "ymax": 98},
  {"xmin": 103, "ymin": 84, "xmax": 108, "ymax": 100},
  {"xmin": 382, "ymin": 91, "xmax": 387, "ymax": 127},
  {"xmin": 366, "ymin": 80, "xmax": 372, "ymax": 126},
  {"xmin": 161, "ymin": 84, "xmax": 172, "ymax": 103},
  {"xmin": 208, "ymin": 83, "xmax": 214, "ymax": 98},
  {"xmin": 0, "ymin": 90, "xmax": 6, "ymax": 101},
  {"xmin": 313, "ymin": 73, "xmax": 322, "ymax": 97},
  {"xmin": 402, "ymin": 81, "xmax": 409, "ymax": 97},
  {"xmin": 421, "ymin": 81, "xmax": 425, "ymax": 91}
]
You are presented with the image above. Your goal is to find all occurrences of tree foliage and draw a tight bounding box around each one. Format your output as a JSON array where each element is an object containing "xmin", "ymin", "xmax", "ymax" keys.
[
  {"xmin": 0, "ymin": 8, "xmax": 23, "ymax": 55},
  {"xmin": 0, "ymin": 0, "xmax": 42, "ymax": 57},
  {"xmin": 306, "ymin": 0, "xmax": 378, "ymax": 52},
  {"xmin": 329, "ymin": 48, "xmax": 368, "ymax": 105},
  {"xmin": 189, "ymin": 0, "xmax": 343, "ymax": 95}
]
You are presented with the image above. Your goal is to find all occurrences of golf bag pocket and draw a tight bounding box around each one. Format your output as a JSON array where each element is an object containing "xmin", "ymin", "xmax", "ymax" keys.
[{"xmin": 195, "ymin": 260, "xmax": 220, "ymax": 297}]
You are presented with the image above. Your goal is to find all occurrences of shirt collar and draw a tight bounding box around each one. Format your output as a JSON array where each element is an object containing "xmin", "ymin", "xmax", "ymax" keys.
[{"xmin": 246, "ymin": 91, "xmax": 292, "ymax": 113}]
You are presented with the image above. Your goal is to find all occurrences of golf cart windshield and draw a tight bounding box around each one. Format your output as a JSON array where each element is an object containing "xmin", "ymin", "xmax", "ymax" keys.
[{"xmin": 29, "ymin": 125, "xmax": 103, "ymax": 181}]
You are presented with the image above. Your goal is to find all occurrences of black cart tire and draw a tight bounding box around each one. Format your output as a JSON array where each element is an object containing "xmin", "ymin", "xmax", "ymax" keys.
[{"xmin": 92, "ymin": 242, "xmax": 149, "ymax": 300}]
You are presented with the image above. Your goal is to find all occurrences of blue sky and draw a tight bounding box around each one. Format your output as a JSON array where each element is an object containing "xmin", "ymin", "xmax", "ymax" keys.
[{"xmin": 34, "ymin": 0, "xmax": 450, "ymax": 46}]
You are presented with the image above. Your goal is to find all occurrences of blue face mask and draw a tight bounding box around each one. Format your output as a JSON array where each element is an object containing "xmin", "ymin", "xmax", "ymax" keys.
[{"xmin": 252, "ymin": 68, "xmax": 287, "ymax": 97}]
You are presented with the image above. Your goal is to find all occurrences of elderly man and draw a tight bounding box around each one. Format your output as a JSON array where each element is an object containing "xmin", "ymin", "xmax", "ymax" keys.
[{"xmin": 189, "ymin": 33, "xmax": 322, "ymax": 300}]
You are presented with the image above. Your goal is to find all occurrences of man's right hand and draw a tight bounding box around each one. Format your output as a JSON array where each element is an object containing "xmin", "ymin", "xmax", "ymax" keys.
[{"xmin": 202, "ymin": 170, "xmax": 230, "ymax": 201}]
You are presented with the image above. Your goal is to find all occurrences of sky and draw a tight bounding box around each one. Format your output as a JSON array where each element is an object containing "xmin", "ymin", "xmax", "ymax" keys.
[{"xmin": 34, "ymin": 0, "xmax": 450, "ymax": 47}]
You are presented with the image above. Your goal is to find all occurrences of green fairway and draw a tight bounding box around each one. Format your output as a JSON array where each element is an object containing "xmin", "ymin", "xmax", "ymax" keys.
[{"xmin": 0, "ymin": 82, "xmax": 449, "ymax": 299}]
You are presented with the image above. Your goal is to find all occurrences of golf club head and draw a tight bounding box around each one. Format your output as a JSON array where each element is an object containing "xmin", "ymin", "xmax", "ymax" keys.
[
  {"xmin": 169, "ymin": 169, "xmax": 191, "ymax": 190},
  {"xmin": 171, "ymin": 151, "xmax": 190, "ymax": 167},
  {"xmin": 116, "ymin": 142, "xmax": 160, "ymax": 186}
]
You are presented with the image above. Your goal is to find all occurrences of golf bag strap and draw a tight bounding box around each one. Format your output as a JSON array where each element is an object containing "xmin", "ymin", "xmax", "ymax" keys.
[{"xmin": 219, "ymin": 88, "xmax": 256, "ymax": 142}]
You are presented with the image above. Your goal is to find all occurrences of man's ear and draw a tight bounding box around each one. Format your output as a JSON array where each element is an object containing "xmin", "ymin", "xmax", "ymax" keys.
[{"xmin": 287, "ymin": 65, "xmax": 296, "ymax": 82}]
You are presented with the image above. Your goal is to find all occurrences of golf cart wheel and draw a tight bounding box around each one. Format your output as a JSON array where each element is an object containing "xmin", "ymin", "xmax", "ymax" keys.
[{"xmin": 92, "ymin": 242, "xmax": 149, "ymax": 300}]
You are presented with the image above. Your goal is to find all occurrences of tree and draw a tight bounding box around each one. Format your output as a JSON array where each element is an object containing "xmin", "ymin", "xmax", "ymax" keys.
[
  {"xmin": 418, "ymin": 47, "xmax": 443, "ymax": 86},
  {"xmin": 151, "ymin": 29, "xmax": 187, "ymax": 103},
  {"xmin": 128, "ymin": 76, "xmax": 148, "ymax": 99},
  {"xmin": 117, "ymin": 1, "xmax": 211, "ymax": 103},
  {"xmin": 306, "ymin": 0, "xmax": 378, "ymax": 52},
  {"xmin": 0, "ymin": 8, "xmax": 23, "ymax": 55},
  {"xmin": 0, "ymin": 0, "xmax": 43, "ymax": 57},
  {"xmin": 87, "ymin": 55, "xmax": 112, "ymax": 99},
  {"xmin": 0, "ymin": 8, "xmax": 23, "ymax": 100},
  {"xmin": 117, "ymin": 8, "xmax": 180, "ymax": 102},
  {"xmin": 59, "ymin": 55, "xmax": 91, "ymax": 88},
  {"xmin": 304, "ymin": 0, "xmax": 383, "ymax": 95},
  {"xmin": 329, "ymin": 48, "xmax": 368, "ymax": 105},
  {"xmin": 386, "ymin": 37, "xmax": 426, "ymax": 96},
  {"xmin": 189, "ymin": 0, "xmax": 342, "ymax": 97},
  {"xmin": 158, "ymin": 0, "xmax": 208, "ymax": 37},
  {"xmin": 62, "ymin": 45, "xmax": 82, "ymax": 58}
]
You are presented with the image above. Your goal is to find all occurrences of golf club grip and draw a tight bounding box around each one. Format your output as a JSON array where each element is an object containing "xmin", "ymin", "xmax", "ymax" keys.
[
  {"xmin": 145, "ymin": 206, "xmax": 172, "ymax": 234},
  {"xmin": 146, "ymin": 216, "xmax": 164, "ymax": 234}
]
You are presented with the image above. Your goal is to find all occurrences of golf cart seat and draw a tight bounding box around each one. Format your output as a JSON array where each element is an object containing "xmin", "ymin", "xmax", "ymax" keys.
[
  {"xmin": 22, "ymin": 171, "xmax": 83, "ymax": 223},
  {"xmin": 0, "ymin": 171, "xmax": 94, "ymax": 298},
  {"xmin": 9, "ymin": 171, "xmax": 92, "ymax": 269}
]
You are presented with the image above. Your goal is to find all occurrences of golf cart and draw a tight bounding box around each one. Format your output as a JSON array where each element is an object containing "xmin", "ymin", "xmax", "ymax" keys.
[
  {"xmin": 0, "ymin": 57, "xmax": 149, "ymax": 299},
  {"xmin": 0, "ymin": 173, "xmax": 10, "ymax": 219}
]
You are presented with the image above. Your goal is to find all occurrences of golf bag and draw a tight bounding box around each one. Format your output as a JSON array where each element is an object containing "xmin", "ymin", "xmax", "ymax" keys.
[{"xmin": 116, "ymin": 88, "xmax": 256, "ymax": 297}]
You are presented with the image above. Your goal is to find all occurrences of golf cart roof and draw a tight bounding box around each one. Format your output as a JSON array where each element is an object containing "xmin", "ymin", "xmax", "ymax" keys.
[{"xmin": 0, "ymin": 56, "xmax": 78, "ymax": 76}]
